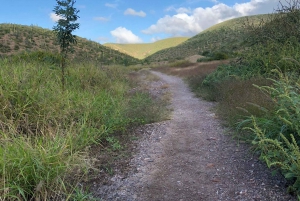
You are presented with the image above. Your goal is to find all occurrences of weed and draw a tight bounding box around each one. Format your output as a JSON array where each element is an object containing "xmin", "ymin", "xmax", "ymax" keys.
[
  {"xmin": 106, "ymin": 136, "xmax": 122, "ymax": 151},
  {"xmin": 248, "ymin": 104, "xmax": 300, "ymax": 194},
  {"xmin": 67, "ymin": 186, "xmax": 98, "ymax": 201}
]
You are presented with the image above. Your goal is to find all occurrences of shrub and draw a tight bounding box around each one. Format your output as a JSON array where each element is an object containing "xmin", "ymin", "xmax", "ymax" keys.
[
  {"xmin": 197, "ymin": 52, "xmax": 229, "ymax": 62},
  {"xmin": 244, "ymin": 73, "xmax": 300, "ymax": 194},
  {"xmin": 201, "ymin": 50, "xmax": 210, "ymax": 56},
  {"xmin": 168, "ymin": 60, "xmax": 194, "ymax": 67},
  {"xmin": 213, "ymin": 52, "xmax": 228, "ymax": 60}
]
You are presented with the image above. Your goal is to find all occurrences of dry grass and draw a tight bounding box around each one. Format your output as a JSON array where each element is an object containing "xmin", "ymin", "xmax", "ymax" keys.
[
  {"xmin": 104, "ymin": 37, "xmax": 189, "ymax": 59},
  {"xmin": 154, "ymin": 60, "xmax": 229, "ymax": 77},
  {"xmin": 153, "ymin": 59, "xmax": 274, "ymax": 132},
  {"xmin": 216, "ymin": 78, "xmax": 274, "ymax": 126}
]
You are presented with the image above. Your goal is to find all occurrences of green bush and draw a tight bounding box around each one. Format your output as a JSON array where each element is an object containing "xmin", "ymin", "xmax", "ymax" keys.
[
  {"xmin": 168, "ymin": 59, "xmax": 193, "ymax": 67},
  {"xmin": 201, "ymin": 50, "xmax": 210, "ymax": 56},
  {"xmin": 244, "ymin": 73, "xmax": 300, "ymax": 194},
  {"xmin": 197, "ymin": 52, "xmax": 228, "ymax": 62},
  {"xmin": 213, "ymin": 52, "xmax": 228, "ymax": 60}
]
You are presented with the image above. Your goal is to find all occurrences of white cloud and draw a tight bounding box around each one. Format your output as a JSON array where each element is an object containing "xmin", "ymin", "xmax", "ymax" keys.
[
  {"xmin": 165, "ymin": 6, "xmax": 192, "ymax": 14},
  {"xmin": 165, "ymin": 6, "xmax": 176, "ymax": 12},
  {"xmin": 143, "ymin": 0, "xmax": 277, "ymax": 36},
  {"xmin": 105, "ymin": 3, "xmax": 118, "ymax": 8},
  {"xmin": 49, "ymin": 12, "xmax": 64, "ymax": 22},
  {"xmin": 94, "ymin": 16, "xmax": 110, "ymax": 22},
  {"xmin": 234, "ymin": 0, "xmax": 278, "ymax": 16},
  {"xmin": 110, "ymin": 27, "xmax": 143, "ymax": 43},
  {"xmin": 124, "ymin": 8, "xmax": 146, "ymax": 17}
]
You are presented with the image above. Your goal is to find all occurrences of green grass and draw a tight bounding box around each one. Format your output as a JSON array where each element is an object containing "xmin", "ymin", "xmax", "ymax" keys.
[
  {"xmin": 104, "ymin": 37, "xmax": 189, "ymax": 60},
  {"xmin": 145, "ymin": 14, "xmax": 271, "ymax": 62},
  {"xmin": 0, "ymin": 56, "xmax": 167, "ymax": 200},
  {"xmin": 201, "ymin": 14, "xmax": 270, "ymax": 34},
  {"xmin": 0, "ymin": 23, "xmax": 139, "ymax": 65}
]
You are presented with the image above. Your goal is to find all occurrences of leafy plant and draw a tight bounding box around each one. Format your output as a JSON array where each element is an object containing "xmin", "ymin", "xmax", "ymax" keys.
[{"xmin": 53, "ymin": 0, "xmax": 80, "ymax": 90}]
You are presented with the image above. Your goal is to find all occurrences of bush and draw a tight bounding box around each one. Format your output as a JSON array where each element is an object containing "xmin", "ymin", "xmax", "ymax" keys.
[
  {"xmin": 168, "ymin": 60, "xmax": 194, "ymax": 67},
  {"xmin": 201, "ymin": 50, "xmax": 210, "ymax": 56},
  {"xmin": 197, "ymin": 52, "xmax": 229, "ymax": 62},
  {"xmin": 213, "ymin": 52, "xmax": 228, "ymax": 60},
  {"xmin": 244, "ymin": 73, "xmax": 300, "ymax": 194}
]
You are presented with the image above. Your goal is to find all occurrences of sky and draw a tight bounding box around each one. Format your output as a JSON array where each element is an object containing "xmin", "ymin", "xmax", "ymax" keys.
[{"xmin": 0, "ymin": 0, "xmax": 280, "ymax": 44}]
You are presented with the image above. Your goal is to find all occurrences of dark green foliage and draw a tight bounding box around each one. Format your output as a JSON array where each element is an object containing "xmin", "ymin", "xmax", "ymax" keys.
[
  {"xmin": 53, "ymin": 0, "xmax": 80, "ymax": 90},
  {"xmin": 53, "ymin": 0, "xmax": 80, "ymax": 55},
  {"xmin": 201, "ymin": 50, "xmax": 210, "ymax": 56},
  {"xmin": 197, "ymin": 52, "xmax": 229, "ymax": 62},
  {"xmin": 213, "ymin": 52, "xmax": 228, "ymax": 60}
]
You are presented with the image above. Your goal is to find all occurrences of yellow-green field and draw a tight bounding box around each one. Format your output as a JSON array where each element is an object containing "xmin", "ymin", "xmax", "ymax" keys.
[{"xmin": 104, "ymin": 37, "xmax": 189, "ymax": 59}]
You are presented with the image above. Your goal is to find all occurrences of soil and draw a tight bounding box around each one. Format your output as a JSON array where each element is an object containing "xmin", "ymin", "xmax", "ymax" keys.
[{"xmin": 91, "ymin": 70, "xmax": 296, "ymax": 201}]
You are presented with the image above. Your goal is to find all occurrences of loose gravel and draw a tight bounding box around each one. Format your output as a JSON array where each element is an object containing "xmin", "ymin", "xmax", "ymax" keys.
[{"xmin": 93, "ymin": 70, "xmax": 296, "ymax": 201}]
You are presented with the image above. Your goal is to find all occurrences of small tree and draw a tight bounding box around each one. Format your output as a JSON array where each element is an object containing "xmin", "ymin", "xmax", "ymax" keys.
[{"xmin": 53, "ymin": 0, "xmax": 80, "ymax": 90}]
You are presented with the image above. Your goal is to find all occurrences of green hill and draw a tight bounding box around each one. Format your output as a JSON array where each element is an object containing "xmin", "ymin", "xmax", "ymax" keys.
[
  {"xmin": 145, "ymin": 14, "xmax": 270, "ymax": 62},
  {"xmin": 104, "ymin": 37, "xmax": 189, "ymax": 60},
  {"xmin": 0, "ymin": 23, "xmax": 139, "ymax": 65}
]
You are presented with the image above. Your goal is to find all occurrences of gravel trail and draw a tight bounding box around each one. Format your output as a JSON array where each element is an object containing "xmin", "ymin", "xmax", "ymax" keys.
[{"xmin": 95, "ymin": 71, "xmax": 296, "ymax": 201}]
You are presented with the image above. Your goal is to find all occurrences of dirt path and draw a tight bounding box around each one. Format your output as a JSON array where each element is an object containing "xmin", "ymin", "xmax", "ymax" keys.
[{"xmin": 94, "ymin": 71, "xmax": 296, "ymax": 200}]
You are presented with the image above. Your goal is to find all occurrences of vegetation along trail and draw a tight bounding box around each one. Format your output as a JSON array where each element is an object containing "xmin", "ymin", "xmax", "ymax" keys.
[{"xmin": 95, "ymin": 70, "xmax": 296, "ymax": 200}]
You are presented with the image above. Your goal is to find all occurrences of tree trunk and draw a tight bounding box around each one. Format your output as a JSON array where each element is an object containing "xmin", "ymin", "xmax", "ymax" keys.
[{"xmin": 61, "ymin": 55, "xmax": 65, "ymax": 92}]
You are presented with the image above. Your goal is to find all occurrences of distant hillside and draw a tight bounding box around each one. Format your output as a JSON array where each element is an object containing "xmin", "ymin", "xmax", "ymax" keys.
[
  {"xmin": 0, "ymin": 23, "xmax": 139, "ymax": 65},
  {"xmin": 145, "ymin": 14, "xmax": 270, "ymax": 62},
  {"xmin": 104, "ymin": 37, "xmax": 189, "ymax": 59}
]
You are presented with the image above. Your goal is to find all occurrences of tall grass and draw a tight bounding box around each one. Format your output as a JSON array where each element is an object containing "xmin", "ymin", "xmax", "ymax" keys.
[
  {"xmin": 0, "ymin": 57, "xmax": 163, "ymax": 200},
  {"xmin": 184, "ymin": 1, "xmax": 300, "ymax": 195}
]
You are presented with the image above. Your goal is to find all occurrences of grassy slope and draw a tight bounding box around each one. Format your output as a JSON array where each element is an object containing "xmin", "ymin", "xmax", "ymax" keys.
[
  {"xmin": 104, "ymin": 37, "xmax": 189, "ymax": 59},
  {"xmin": 0, "ymin": 23, "xmax": 139, "ymax": 64},
  {"xmin": 145, "ymin": 14, "xmax": 270, "ymax": 62},
  {"xmin": 0, "ymin": 25, "xmax": 170, "ymax": 199}
]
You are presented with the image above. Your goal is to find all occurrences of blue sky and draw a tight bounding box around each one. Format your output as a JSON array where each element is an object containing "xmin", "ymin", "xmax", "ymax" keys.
[{"xmin": 0, "ymin": 0, "xmax": 279, "ymax": 44}]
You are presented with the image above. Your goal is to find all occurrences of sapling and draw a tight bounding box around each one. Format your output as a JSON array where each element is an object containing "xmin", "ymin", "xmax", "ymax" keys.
[{"xmin": 53, "ymin": 0, "xmax": 80, "ymax": 91}]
